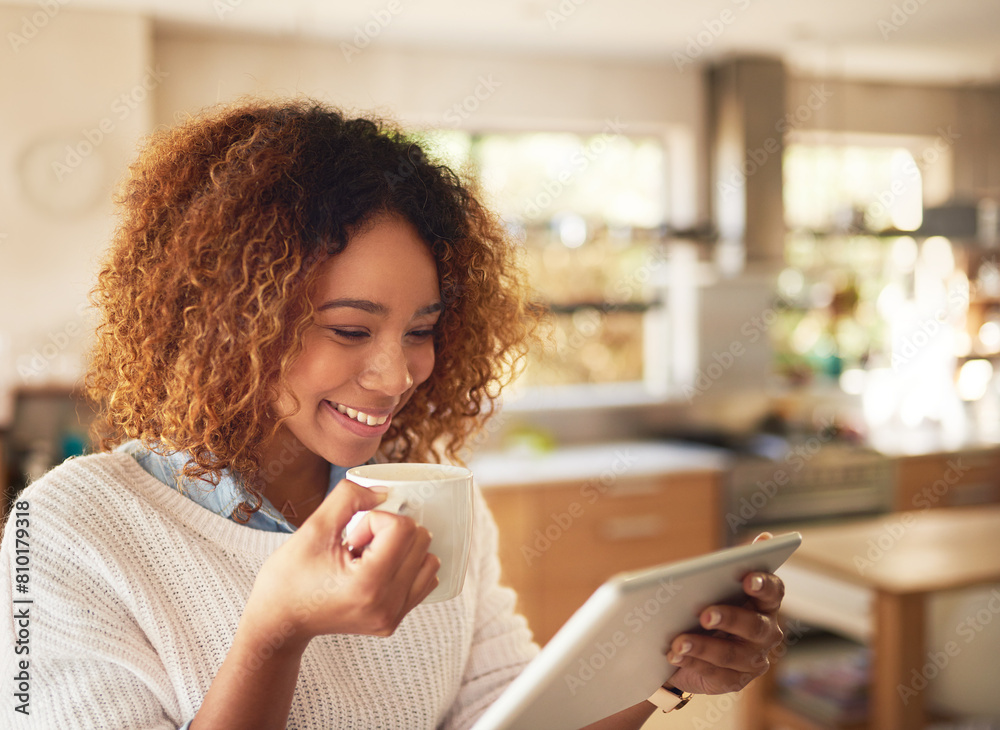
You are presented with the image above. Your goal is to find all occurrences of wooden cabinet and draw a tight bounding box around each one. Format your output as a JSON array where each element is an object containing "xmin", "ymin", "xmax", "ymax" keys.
[
  {"xmin": 745, "ymin": 507, "xmax": 1000, "ymax": 730},
  {"xmin": 894, "ymin": 449, "xmax": 1000, "ymax": 511},
  {"xmin": 483, "ymin": 470, "xmax": 722, "ymax": 645}
]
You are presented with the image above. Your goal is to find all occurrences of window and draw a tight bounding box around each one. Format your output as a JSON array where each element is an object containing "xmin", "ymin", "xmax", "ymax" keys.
[
  {"xmin": 776, "ymin": 135, "xmax": 938, "ymax": 381},
  {"xmin": 417, "ymin": 129, "xmax": 677, "ymax": 397},
  {"xmin": 783, "ymin": 130, "xmax": 955, "ymax": 236},
  {"xmin": 775, "ymin": 131, "xmax": 981, "ymax": 437},
  {"xmin": 784, "ymin": 143, "xmax": 923, "ymax": 233}
]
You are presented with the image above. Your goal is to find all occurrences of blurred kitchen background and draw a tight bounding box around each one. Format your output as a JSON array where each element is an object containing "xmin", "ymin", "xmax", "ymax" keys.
[{"xmin": 1, "ymin": 1, "xmax": 999, "ymax": 728}]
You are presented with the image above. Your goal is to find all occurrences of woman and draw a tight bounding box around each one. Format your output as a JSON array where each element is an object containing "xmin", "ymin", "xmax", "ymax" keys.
[{"xmin": 0, "ymin": 100, "xmax": 784, "ymax": 729}]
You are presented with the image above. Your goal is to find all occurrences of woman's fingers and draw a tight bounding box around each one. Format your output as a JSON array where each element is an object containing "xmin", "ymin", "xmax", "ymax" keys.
[
  {"xmin": 363, "ymin": 512, "xmax": 440, "ymax": 610},
  {"xmin": 265, "ymin": 481, "xmax": 439, "ymax": 638},
  {"xmin": 664, "ymin": 654, "xmax": 755, "ymax": 695},
  {"xmin": 664, "ymin": 555, "xmax": 787, "ymax": 695},
  {"xmin": 305, "ymin": 479, "xmax": 387, "ymax": 551},
  {"xmin": 703, "ymin": 600, "xmax": 783, "ymax": 649},
  {"xmin": 405, "ymin": 552, "xmax": 442, "ymax": 609},
  {"xmin": 667, "ymin": 597, "xmax": 784, "ymax": 691},
  {"xmin": 741, "ymin": 571, "xmax": 785, "ymax": 614},
  {"xmin": 668, "ymin": 624, "xmax": 775, "ymax": 674},
  {"xmin": 363, "ymin": 511, "xmax": 433, "ymax": 577}
]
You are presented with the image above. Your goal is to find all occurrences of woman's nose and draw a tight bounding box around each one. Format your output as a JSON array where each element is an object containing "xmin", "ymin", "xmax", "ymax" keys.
[{"xmin": 358, "ymin": 343, "xmax": 414, "ymax": 395}]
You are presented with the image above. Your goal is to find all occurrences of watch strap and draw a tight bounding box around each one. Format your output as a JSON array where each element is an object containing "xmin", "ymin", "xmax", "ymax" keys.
[{"xmin": 648, "ymin": 684, "xmax": 693, "ymax": 712}]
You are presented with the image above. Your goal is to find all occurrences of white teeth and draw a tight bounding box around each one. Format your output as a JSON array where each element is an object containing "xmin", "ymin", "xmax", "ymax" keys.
[{"xmin": 333, "ymin": 402, "xmax": 388, "ymax": 427}]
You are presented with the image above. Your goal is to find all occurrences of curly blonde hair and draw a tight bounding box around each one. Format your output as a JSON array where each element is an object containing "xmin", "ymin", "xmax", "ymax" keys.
[{"xmin": 86, "ymin": 98, "xmax": 538, "ymax": 510}]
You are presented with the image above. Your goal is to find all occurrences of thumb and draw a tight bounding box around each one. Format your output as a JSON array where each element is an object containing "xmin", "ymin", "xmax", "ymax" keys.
[
  {"xmin": 752, "ymin": 531, "xmax": 774, "ymax": 544},
  {"xmin": 308, "ymin": 479, "xmax": 388, "ymax": 536}
]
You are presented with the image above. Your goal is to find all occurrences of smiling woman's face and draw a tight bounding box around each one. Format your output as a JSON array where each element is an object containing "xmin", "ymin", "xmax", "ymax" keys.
[{"xmin": 273, "ymin": 213, "xmax": 441, "ymax": 468}]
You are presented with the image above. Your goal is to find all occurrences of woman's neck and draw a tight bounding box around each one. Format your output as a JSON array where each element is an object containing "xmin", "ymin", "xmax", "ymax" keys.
[{"xmin": 256, "ymin": 430, "xmax": 331, "ymax": 527}]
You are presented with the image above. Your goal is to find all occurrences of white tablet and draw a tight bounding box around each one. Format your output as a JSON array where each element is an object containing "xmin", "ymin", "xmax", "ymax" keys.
[{"xmin": 472, "ymin": 532, "xmax": 802, "ymax": 730}]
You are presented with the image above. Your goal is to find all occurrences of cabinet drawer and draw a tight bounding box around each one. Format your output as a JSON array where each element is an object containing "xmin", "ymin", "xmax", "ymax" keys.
[
  {"xmin": 895, "ymin": 452, "xmax": 1000, "ymax": 510},
  {"xmin": 539, "ymin": 474, "xmax": 719, "ymax": 641},
  {"xmin": 536, "ymin": 476, "xmax": 718, "ymax": 578},
  {"xmin": 483, "ymin": 471, "xmax": 721, "ymax": 644}
]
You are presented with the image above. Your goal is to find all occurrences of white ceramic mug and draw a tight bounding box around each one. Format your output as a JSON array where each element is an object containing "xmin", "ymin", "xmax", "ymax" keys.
[{"xmin": 346, "ymin": 463, "xmax": 474, "ymax": 604}]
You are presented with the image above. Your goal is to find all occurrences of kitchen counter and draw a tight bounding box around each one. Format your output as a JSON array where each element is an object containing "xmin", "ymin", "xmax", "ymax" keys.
[
  {"xmin": 867, "ymin": 426, "xmax": 1000, "ymax": 458},
  {"xmin": 469, "ymin": 439, "xmax": 731, "ymax": 488}
]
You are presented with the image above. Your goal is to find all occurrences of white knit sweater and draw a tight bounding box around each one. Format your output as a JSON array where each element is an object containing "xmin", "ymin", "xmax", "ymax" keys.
[{"xmin": 0, "ymin": 453, "xmax": 538, "ymax": 729}]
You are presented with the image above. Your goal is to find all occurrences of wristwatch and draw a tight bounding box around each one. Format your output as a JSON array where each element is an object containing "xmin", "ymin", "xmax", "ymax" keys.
[{"xmin": 648, "ymin": 683, "xmax": 693, "ymax": 712}]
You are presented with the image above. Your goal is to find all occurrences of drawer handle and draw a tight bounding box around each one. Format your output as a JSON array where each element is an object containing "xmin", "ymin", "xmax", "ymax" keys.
[
  {"xmin": 604, "ymin": 483, "xmax": 663, "ymax": 497},
  {"xmin": 598, "ymin": 515, "xmax": 666, "ymax": 541}
]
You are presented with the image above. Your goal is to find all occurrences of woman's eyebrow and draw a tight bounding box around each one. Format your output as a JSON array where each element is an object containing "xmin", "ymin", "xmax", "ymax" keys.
[
  {"xmin": 317, "ymin": 298, "xmax": 387, "ymax": 314},
  {"xmin": 316, "ymin": 299, "xmax": 443, "ymax": 316},
  {"xmin": 418, "ymin": 302, "xmax": 444, "ymax": 316}
]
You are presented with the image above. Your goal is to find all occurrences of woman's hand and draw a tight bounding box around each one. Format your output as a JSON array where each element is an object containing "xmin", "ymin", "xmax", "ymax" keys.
[
  {"xmin": 664, "ymin": 534, "xmax": 786, "ymax": 696},
  {"xmin": 241, "ymin": 479, "xmax": 441, "ymax": 651},
  {"xmin": 191, "ymin": 481, "xmax": 439, "ymax": 730}
]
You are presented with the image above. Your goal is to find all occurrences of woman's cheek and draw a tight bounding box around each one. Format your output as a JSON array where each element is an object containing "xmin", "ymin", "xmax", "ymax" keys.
[{"xmin": 409, "ymin": 343, "xmax": 435, "ymax": 388}]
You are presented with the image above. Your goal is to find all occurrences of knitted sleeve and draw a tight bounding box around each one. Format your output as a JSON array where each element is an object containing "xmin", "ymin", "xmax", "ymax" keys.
[
  {"xmin": 1, "ymin": 479, "xmax": 186, "ymax": 729},
  {"xmin": 439, "ymin": 488, "xmax": 540, "ymax": 730}
]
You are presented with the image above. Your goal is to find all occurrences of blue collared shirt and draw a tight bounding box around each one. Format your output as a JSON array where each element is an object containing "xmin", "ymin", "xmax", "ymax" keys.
[{"xmin": 116, "ymin": 439, "xmax": 350, "ymax": 532}]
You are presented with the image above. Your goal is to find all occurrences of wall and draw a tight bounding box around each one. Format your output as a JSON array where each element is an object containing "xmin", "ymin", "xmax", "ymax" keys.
[
  {"xmin": 152, "ymin": 28, "xmax": 708, "ymax": 226},
  {"xmin": 0, "ymin": 8, "xmax": 154, "ymax": 422}
]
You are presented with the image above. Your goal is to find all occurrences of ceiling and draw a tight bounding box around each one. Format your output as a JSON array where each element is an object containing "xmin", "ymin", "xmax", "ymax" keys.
[{"xmin": 6, "ymin": 0, "xmax": 1000, "ymax": 84}]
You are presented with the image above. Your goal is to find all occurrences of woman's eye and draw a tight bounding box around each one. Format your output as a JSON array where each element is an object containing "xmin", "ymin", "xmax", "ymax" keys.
[
  {"xmin": 326, "ymin": 328, "xmax": 369, "ymax": 340},
  {"xmin": 409, "ymin": 328, "xmax": 436, "ymax": 340}
]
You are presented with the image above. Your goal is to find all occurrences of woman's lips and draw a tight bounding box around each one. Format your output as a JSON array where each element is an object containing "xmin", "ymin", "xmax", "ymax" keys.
[
  {"xmin": 331, "ymin": 401, "xmax": 390, "ymax": 426},
  {"xmin": 323, "ymin": 400, "xmax": 393, "ymax": 437}
]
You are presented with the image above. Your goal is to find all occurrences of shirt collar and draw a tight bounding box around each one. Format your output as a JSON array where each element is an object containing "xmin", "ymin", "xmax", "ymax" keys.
[{"xmin": 115, "ymin": 439, "xmax": 350, "ymax": 533}]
